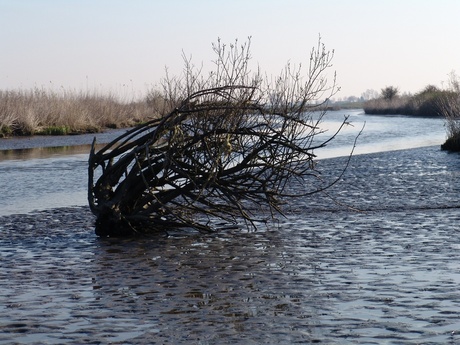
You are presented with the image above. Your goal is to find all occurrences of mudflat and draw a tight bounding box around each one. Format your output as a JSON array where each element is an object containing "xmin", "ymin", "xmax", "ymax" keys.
[{"xmin": 1, "ymin": 145, "xmax": 460, "ymax": 344}]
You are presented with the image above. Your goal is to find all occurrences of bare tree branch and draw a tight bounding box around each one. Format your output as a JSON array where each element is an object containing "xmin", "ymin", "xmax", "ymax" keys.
[{"xmin": 88, "ymin": 37, "xmax": 348, "ymax": 236}]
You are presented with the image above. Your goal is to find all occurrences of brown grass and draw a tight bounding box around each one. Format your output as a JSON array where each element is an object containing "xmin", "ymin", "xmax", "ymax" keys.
[
  {"xmin": 0, "ymin": 88, "xmax": 166, "ymax": 137},
  {"xmin": 363, "ymin": 96, "xmax": 413, "ymax": 115},
  {"xmin": 439, "ymin": 93, "xmax": 460, "ymax": 150}
]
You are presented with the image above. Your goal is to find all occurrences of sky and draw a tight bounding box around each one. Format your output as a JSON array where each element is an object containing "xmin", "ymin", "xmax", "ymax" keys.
[{"xmin": 1, "ymin": 0, "xmax": 460, "ymax": 100}]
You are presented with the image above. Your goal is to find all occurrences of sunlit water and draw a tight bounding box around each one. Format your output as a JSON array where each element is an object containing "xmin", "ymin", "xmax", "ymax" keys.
[
  {"xmin": 1, "ymin": 110, "xmax": 460, "ymax": 344},
  {"xmin": 312, "ymin": 109, "xmax": 447, "ymax": 158}
]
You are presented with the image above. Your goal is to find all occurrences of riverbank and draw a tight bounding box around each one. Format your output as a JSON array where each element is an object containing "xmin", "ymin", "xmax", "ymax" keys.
[
  {"xmin": 0, "ymin": 127, "xmax": 130, "ymax": 151},
  {"xmin": 1, "ymin": 146, "xmax": 460, "ymax": 343}
]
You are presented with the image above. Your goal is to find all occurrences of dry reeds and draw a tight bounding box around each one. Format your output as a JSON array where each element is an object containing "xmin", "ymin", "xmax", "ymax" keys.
[
  {"xmin": 0, "ymin": 88, "xmax": 164, "ymax": 137},
  {"xmin": 363, "ymin": 96, "xmax": 413, "ymax": 115},
  {"xmin": 363, "ymin": 85, "xmax": 452, "ymax": 117},
  {"xmin": 439, "ymin": 93, "xmax": 460, "ymax": 150}
]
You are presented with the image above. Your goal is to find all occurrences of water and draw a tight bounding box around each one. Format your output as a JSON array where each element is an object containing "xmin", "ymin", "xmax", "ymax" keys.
[
  {"xmin": 1, "ymin": 110, "xmax": 459, "ymax": 344},
  {"xmin": 312, "ymin": 109, "xmax": 447, "ymax": 158},
  {"xmin": 0, "ymin": 110, "xmax": 447, "ymax": 216},
  {"xmin": 0, "ymin": 129, "xmax": 128, "ymax": 216}
]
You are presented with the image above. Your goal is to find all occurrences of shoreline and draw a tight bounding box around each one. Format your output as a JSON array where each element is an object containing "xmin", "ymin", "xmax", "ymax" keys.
[{"xmin": 0, "ymin": 127, "xmax": 131, "ymax": 150}]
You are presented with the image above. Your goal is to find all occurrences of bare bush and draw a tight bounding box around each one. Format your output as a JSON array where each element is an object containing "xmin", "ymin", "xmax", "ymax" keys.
[
  {"xmin": 88, "ymin": 37, "xmax": 349, "ymax": 236},
  {"xmin": 439, "ymin": 72, "xmax": 460, "ymax": 150}
]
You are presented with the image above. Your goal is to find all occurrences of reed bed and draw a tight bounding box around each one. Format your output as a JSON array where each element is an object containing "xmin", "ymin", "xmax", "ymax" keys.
[
  {"xmin": 363, "ymin": 96, "xmax": 413, "ymax": 115},
  {"xmin": 0, "ymin": 88, "xmax": 164, "ymax": 137},
  {"xmin": 363, "ymin": 87, "xmax": 453, "ymax": 117},
  {"xmin": 439, "ymin": 93, "xmax": 460, "ymax": 150}
]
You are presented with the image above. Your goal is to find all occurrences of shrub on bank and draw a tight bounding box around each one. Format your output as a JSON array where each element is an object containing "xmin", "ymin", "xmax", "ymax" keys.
[
  {"xmin": 435, "ymin": 72, "xmax": 460, "ymax": 151},
  {"xmin": 439, "ymin": 92, "xmax": 460, "ymax": 151},
  {"xmin": 0, "ymin": 88, "xmax": 165, "ymax": 137}
]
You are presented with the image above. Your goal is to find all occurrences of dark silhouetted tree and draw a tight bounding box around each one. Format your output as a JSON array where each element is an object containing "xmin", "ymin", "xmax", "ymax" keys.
[
  {"xmin": 381, "ymin": 86, "xmax": 399, "ymax": 100},
  {"xmin": 88, "ymin": 37, "xmax": 349, "ymax": 236}
]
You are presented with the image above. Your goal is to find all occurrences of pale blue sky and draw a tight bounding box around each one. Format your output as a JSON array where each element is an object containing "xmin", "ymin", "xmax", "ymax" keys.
[{"xmin": 1, "ymin": 0, "xmax": 459, "ymax": 99}]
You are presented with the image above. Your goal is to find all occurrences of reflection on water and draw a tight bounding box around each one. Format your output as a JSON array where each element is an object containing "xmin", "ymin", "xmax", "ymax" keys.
[
  {"xmin": 88, "ymin": 229, "xmax": 327, "ymax": 343},
  {"xmin": 0, "ymin": 144, "xmax": 95, "ymax": 161},
  {"xmin": 0, "ymin": 144, "xmax": 109, "ymax": 216},
  {"xmin": 0, "ymin": 140, "xmax": 109, "ymax": 215}
]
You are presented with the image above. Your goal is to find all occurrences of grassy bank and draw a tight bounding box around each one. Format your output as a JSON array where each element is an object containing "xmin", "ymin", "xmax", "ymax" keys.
[{"xmin": 0, "ymin": 88, "xmax": 166, "ymax": 137}]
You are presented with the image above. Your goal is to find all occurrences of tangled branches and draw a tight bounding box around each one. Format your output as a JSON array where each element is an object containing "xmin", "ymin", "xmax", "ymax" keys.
[{"xmin": 88, "ymin": 37, "xmax": 346, "ymax": 236}]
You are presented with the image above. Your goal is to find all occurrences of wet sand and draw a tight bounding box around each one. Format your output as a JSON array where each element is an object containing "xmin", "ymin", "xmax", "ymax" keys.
[{"xmin": 1, "ymin": 146, "xmax": 460, "ymax": 344}]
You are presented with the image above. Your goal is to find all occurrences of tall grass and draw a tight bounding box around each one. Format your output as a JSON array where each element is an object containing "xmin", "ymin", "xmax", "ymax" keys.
[
  {"xmin": 439, "ymin": 92, "xmax": 460, "ymax": 151},
  {"xmin": 363, "ymin": 96, "xmax": 413, "ymax": 115},
  {"xmin": 439, "ymin": 73, "xmax": 460, "ymax": 150},
  {"xmin": 0, "ymin": 88, "xmax": 166, "ymax": 137}
]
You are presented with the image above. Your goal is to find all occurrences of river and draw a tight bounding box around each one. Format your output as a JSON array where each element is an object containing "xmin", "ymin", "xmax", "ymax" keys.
[
  {"xmin": 1, "ymin": 110, "xmax": 460, "ymax": 344},
  {"xmin": 0, "ymin": 109, "xmax": 447, "ymax": 216}
]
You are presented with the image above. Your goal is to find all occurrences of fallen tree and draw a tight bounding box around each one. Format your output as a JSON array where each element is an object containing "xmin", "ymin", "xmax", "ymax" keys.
[{"xmin": 88, "ymin": 37, "xmax": 348, "ymax": 236}]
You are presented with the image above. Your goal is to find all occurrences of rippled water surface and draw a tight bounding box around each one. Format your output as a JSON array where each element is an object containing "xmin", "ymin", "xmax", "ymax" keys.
[{"xmin": 1, "ymin": 112, "xmax": 460, "ymax": 344}]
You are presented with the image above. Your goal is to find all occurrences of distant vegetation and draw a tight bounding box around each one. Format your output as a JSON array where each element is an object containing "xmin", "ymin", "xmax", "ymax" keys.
[
  {"xmin": 363, "ymin": 85, "xmax": 455, "ymax": 117},
  {"xmin": 324, "ymin": 100, "xmax": 365, "ymax": 110},
  {"xmin": 3, "ymin": 76, "xmax": 460, "ymax": 152},
  {"xmin": 0, "ymin": 88, "xmax": 167, "ymax": 137}
]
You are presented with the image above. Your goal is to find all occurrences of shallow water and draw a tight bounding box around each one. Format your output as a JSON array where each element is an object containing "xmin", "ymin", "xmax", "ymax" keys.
[
  {"xmin": 1, "ymin": 112, "xmax": 460, "ymax": 344},
  {"xmin": 312, "ymin": 109, "xmax": 447, "ymax": 158},
  {"xmin": 0, "ymin": 129, "xmax": 128, "ymax": 216},
  {"xmin": 0, "ymin": 110, "xmax": 448, "ymax": 215},
  {"xmin": 3, "ymin": 205, "xmax": 459, "ymax": 344}
]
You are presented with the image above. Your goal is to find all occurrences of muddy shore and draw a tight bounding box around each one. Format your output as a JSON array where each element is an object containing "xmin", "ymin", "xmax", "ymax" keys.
[{"xmin": 1, "ymin": 145, "xmax": 460, "ymax": 344}]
